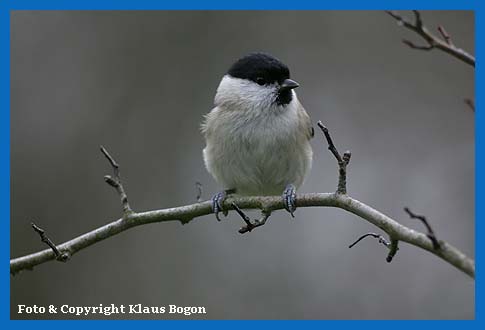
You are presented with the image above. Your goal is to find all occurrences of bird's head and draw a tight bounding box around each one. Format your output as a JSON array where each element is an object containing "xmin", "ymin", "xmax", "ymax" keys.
[{"xmin": 215, "ymin": 52, "xmax": 300, "ymax": 111}]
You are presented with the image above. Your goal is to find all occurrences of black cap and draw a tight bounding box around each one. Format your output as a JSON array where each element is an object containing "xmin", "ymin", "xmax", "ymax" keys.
[{"xmin": 227, "ymin": 52, "xmax": 291, "ymax": 86}]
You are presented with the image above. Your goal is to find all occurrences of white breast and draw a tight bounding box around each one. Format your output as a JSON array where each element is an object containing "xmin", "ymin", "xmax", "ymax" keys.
[{"xmin": 203, "ymin": 89, "xmax": 312, "ymax": 196}]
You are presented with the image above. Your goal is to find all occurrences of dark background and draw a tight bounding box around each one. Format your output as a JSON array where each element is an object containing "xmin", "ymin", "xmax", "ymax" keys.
[{"xmin": 10, "ymin": 11, "xmax": 474, "ymax": 319}]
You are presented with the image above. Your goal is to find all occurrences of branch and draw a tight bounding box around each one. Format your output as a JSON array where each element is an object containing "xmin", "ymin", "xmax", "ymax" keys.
[
  {"xmin": 317, "ymin": 122, "xmax": 401, "ymax": 263},
  {"xmin": 195, "ymin": 181, "xmax": 203, "ymax": 203},
  {"xmin": 464, "ymin": 98, "xmax": 475, "ymax": 112},
  {"xmin": 231, "ymin": 202, "xmax": 272, "ymax": 234},
  {"xmin": 349, "ymin": 233, "xmax": 390, "ymax": 248},
  {"xmin": 101, "ymin": 146, "xmax": 133, "ymax": 216},
  {"xmin": 317, "ymin": 121, "xmax": 351, "ymax": 194},
  {"xmin": 348, "ymin": 232, "xmax": 400, "ymax": 263},
  {"xmin": 31, "ymin": 222, "xmax": 70, "ymax": 262},
  {"xmin": 386, "ymin": 238, "xmax": 399, "ymax": 263},
  {"xmin": 11, "ymin": 128, "xmax": 475, "ymax": 279},
  {"xmin": 404, "ymin": 207, "xmax": 440, "ymax": 250},
  {"xmin": 10, "ymin": 193, "xmax": 474, "ymax": 278},
  {"xmin": 385, "ymin": 10, "xmax": 475, "ymax": 67}
]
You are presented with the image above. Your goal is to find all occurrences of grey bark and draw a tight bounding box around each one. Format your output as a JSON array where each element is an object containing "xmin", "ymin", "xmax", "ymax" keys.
[{"xmin": 10, "ymin": 193, "xmax": 475, "ymax": 278}]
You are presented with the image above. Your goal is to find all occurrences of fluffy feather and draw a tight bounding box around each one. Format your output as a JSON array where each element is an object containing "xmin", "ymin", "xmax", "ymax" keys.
[{"xmin": 202, "ymin": 75, "xmax": 313, "ymax": 196}]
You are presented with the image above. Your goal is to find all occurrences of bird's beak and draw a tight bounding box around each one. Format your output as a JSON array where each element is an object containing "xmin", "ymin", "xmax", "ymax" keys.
[{"xmin": 279, "ymin": 79, "xmax": 300, "ymax": 92}]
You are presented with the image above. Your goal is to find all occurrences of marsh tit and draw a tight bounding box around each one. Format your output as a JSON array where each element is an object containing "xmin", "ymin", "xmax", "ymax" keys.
[{"xmin": 202, "ymin": 53, "xmax": 314, "ymax": 220}]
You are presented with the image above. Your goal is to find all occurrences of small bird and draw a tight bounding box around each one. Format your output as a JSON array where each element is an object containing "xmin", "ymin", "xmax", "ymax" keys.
[{"xmin": 201, "ymin": 52, "xmax": 313, "ymax": 220}]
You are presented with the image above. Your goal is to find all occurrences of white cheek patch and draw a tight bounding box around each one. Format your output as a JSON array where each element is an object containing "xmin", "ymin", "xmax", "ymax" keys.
[{"xmin": 215, "ymin": 75, "xmax": 278, "ymax": 110}]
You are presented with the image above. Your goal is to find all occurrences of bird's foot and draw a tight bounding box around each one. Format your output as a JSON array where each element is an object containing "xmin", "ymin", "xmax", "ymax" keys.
[
  {"xmin": 282, "ymin": 184, "xmax": 297, "ymax": 217},
  {"xmin": 211, "ymin": 189, "xmax": 235, "ymax": 221}
]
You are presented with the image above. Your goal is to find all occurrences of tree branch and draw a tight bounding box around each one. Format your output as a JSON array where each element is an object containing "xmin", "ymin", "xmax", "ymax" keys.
[
  {"xmin": 232, "ymin": 202, "xmax": 272, "ymax": 234},
  {"xmin": 10, "ymin": 193, "xmax": 474, "ymax": 278},
  {"xmin": 386, "ymin": 238, "xmax": 400, "ymax": 263},
  {"xmin": 385, "ymin": 10, "xmax": 475, "ymax": 67},
  {"xmin": 195, "ymin": 181, "xmax": 203, "ymax": 203},
  {"xmin": 317, "ymin": 121, "xmax": 351, "ymax": 195},
  {"xmin": 100, "ymin": 146, "xmax": 133, "ymax": 216},
  {"xmin": 348, "ymin": 232, "xmax": 400, "ymax": 263},
  {"xmin": 10, "ymin": 126, "xmax": 475, "ymax": 279},
  {"xmin": 31, "ymin": 222, "xmax": 70, "ymax": 262},
  {"xmin": 404, "ymin": 207, "xmax": 441, "ymax": 250},
  {"xmin": 349, "ymin": 233, "xmax": 390, "ymax": 249},
  {"xmin": 464, "ymin": 98, "xmax": 475, "ymax": 112}
]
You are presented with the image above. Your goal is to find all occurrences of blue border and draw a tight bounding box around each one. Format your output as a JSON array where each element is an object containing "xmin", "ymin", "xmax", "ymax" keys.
[
  {"xmin": 1, "ymin": 0, "xmax": 479, "ymax": 10},
  {"xmin": 475, "ymin": 0, "xmax": 482, "ymax": 325},
  {"xmin": 2, "ymin": 0, "xmax": 481, "ymax": 328}
]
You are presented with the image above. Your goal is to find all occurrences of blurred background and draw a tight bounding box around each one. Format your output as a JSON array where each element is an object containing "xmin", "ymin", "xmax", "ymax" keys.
[{"xmin": 10, "ymin": 11, "xmax": 474, "ymax": 319}]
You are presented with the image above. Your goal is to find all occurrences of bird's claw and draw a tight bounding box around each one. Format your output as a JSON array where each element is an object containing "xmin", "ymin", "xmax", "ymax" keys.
[
  {"xmin": 211, "ymin": 190, "xmax": 231, "ymax": 221},
  {"xmin": 283, "ymin": 184, "xmax": 297, "ymax": 217}
]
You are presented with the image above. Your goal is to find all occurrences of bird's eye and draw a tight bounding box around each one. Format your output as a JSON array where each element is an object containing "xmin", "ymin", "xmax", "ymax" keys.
[{"xmin": 256, "ymin": 77, "xmax": 265, "ymax": 85}]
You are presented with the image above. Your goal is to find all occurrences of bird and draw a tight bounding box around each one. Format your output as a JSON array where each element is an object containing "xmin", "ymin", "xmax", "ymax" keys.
[{"xmin": 201, "ymin": 52, "xmax": 314, "ymax": 221}]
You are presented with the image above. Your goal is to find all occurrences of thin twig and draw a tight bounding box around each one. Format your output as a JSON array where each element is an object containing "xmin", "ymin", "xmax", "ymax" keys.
[
  {"xmin": 413, "ymin": 10, "xmax": 423, "ymax": 28},
  {"xmin": 100, "ymin": 146, "xmax": 133, "ymax": 216},
  {"xmin": 316, "ymin": 121, "xmax": 351, "ymax": 194},
  {"xmin": 437, "ymin": 25, "xmax": 453, "ymax": 46},
  {"xmin": 231, "ymin": 202, "xmax": 271, "ymax": 234},
  {"xmin": 386, "ymin": 239, "xmax": 400, "ymax": 263},
  {"xmin": 402, "ymin": 40, "xmax": 433, "ymax": 51},
  {"xmin": 349, "ymin": 233, "xmax": 390, "ymax": 249},
  {"xmin": 195, "ymin": 182, "xmax": 203, "ymax": 202},
  {"xmin": 317, "ymin": 121, "xmax": 342, "ymax": 163},
  {"xmin": 349, "ymin": 232, "xmax": 399, "ymax": 262},
  {"xmin": 385, "ymin": 10, "xmax": 475, "ymax": 67},
  {"xmin": 31, "ymin": 222, "xmax": 69, "ymax": 262},
  {"xmin": 464, "ymin": 98, "xmax": 475, "ymax": 112},
  {"xmin": 404, "ymin": 207, "xmax": 440, "ymax": 250}
]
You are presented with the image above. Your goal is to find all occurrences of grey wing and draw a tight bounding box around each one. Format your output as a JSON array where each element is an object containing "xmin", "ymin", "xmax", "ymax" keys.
[{"xmin": 297, "ymin": 103, "xmax": 314, "ymax": 140}]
